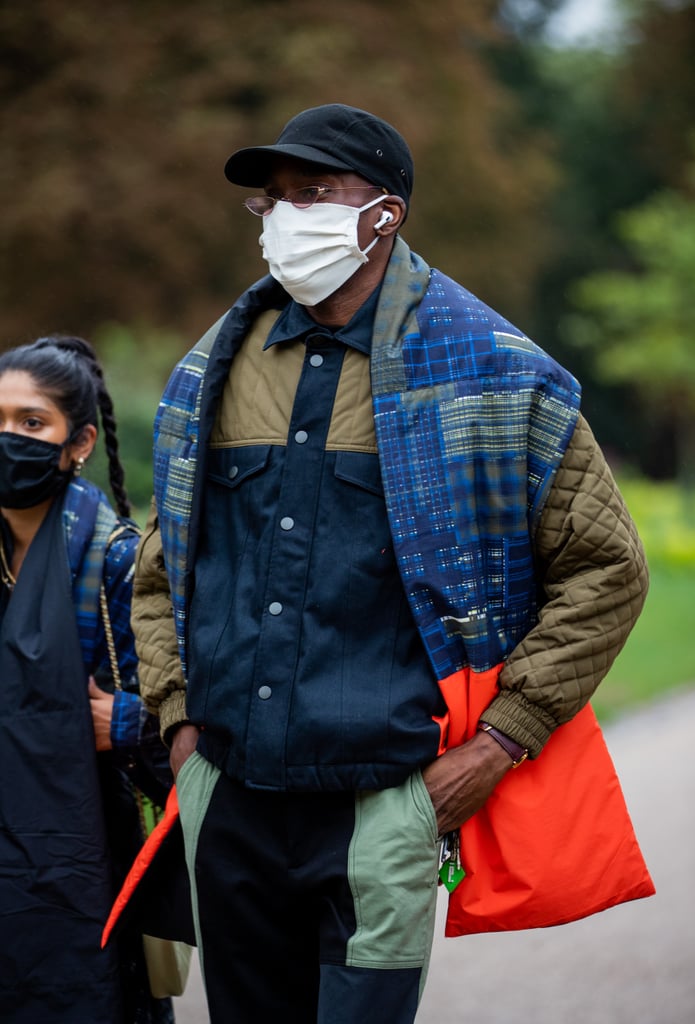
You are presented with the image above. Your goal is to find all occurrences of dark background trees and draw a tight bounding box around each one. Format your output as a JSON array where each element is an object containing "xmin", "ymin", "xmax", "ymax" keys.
[
  {"xmin": 0, "ymin": 0, "xmax": 556, "ymax": 340},
  {"xmin": 1, "ymin": 0, "xmax": 693, "ymax": 508}
]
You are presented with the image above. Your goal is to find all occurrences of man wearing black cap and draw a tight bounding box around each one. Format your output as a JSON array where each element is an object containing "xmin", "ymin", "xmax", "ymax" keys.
[
  {"xmin": 225, "ymin": 103, "xmax": 413, "ymax": 320},
  {"xmin": 132, "ymin": 104, "xmax": 648, "ymax": 1022}
]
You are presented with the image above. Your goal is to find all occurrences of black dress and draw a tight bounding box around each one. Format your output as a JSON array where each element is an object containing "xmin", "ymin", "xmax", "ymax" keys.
[{"xmin": 0, "ymin": 500, "xmax": 174, "ymax": 1023}]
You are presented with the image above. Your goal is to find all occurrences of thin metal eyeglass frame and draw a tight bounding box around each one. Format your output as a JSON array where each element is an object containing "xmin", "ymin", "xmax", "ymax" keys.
[{"xmin": 243, "ymin": 184, "xmax": 386, "ymax": 216}]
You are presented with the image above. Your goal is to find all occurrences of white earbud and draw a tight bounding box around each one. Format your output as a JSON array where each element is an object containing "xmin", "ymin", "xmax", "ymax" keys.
[{"xmin": 374, "ymin": 210, "xmax": 394, "ymax": 230}]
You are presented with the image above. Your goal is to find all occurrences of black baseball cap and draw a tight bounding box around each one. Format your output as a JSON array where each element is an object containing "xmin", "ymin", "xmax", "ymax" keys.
[{"xmin": 224, "ymin": 103, "xmax": 414, "ymax": 205}]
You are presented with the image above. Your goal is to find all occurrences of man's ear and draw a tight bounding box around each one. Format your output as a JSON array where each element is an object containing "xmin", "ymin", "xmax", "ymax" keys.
[{"xmin": 376, "ymin": 196, "xmax": 407, "ymax": 235}]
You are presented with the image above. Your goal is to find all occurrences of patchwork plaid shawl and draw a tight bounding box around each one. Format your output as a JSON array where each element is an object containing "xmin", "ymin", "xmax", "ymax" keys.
[{"xmin": 371, "ymin": 240, "xmax": 581, "ymax": 676}]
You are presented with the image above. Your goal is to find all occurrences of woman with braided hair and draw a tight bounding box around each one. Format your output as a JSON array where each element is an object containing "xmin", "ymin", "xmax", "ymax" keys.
[{"xmin": 0, "ymin": 336, "xmax": 176, "ymax": 1022}]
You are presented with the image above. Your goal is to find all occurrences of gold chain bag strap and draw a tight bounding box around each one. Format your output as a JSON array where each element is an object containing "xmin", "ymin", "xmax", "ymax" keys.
[
  {"xmin": 99, "ymin": 563, "xmax": 192, "ymax": 999},
  {"xmin": 98, "ymin": 583, "xmax": 122, "ymax": 687},
  {"xmin": 99, "ymin": 581, "xmax": 149, "ymax": 836},
  {"xmin": 98, "ymin": 527, "xmax": 131, "ymax": 692}
]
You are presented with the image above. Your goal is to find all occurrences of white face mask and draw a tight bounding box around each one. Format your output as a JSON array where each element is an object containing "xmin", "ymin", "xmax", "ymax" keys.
[{"xmin": 259, "ymin": 194, "xmax": 385, "ymax": 306}]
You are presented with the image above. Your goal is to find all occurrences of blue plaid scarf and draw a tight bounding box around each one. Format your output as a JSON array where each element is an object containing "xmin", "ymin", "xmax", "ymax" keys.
[{"xmin": 371, "ymin": 240, "xmax": 580, "ymax": 677}]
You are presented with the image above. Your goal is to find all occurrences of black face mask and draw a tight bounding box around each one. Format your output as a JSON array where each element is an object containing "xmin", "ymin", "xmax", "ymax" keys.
[{"xmin": 0, "ymin": 432, "xmax": 73, "ymax": 509}]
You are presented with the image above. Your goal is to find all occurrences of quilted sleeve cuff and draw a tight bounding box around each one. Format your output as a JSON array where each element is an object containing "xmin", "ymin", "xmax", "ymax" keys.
[
  {"xmin": 158, "ymin": 690, "xmax": 190, "ymax": 747},
  {"xmin": 481, "ymin": 689, "xmax": 559, "ymax": 760}
]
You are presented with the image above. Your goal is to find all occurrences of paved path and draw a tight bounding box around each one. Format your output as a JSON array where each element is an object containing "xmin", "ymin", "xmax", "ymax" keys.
[{"xmin": 173, "ymin": 686, "xmax": 695, "ymax": 1023}]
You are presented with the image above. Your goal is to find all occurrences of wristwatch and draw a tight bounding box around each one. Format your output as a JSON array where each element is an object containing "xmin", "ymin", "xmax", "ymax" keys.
[{"xmin": 477, "ymin": 722, "xmax": 529, "ymax": 767}]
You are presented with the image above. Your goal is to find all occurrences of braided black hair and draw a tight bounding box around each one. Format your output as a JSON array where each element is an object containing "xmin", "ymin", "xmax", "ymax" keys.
[{"xmin": 0, "ymin": 335, "xmax": 131, "ymax": 517}]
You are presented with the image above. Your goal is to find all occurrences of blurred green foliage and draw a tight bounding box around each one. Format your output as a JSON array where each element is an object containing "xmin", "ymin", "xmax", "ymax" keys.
[
  {"xmin": 492, "ymin": 0, "xmax": 695, "ymax": 479},
  {"xmin": 81, "ymin": 322, "xmax": 185, "ymax": 517},
  {"xmin": 566, "ymin": 177, "xmax": 695, "ymax": 501},
  {"xmin": 594, "ymin": 569, "xmax": 694, "ymax": 720},
  {"xmin": 618, "ymin": 477, "xmax": 695, "ymax": 572},
  {"xmin": 594, "ymin": 474, "xmax": 695, "ymax": 720}
]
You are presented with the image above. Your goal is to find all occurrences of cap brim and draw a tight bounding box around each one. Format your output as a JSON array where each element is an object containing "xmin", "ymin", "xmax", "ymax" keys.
[{"xmin": 224, "ymin": 144, "xmax": 354, "ymax": 186}]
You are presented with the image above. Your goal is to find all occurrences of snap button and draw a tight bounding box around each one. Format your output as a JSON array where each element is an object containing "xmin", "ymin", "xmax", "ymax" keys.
[
  {"xmin": 228, "ymin": 466, "xmax": 239, "ymax": 479},
  {"xmin": 294, "ymin": 430, "xmax": 308, "ymax": 444},
  {"xmin": 258, "ymin": 685, "xmax": 272, "ymax": 700},
  {"xmin": 268, "ymin": 602, "xmax": 283, "ymax": 616},
  {"xmin": 280, "ymin": 517, "xmax": 295, "ymax": 531},
  {"xmin": 309, "ymin": 353, "xmax": 324, "ymax": 367}
]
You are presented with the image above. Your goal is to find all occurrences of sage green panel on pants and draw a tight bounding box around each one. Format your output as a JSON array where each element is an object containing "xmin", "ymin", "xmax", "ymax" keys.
[
  {"xmin": 176, "ymin": 751, "xmax": 441, "ymax": 993},
  {"xmin": 347, "ymin": 770, "xmax": 440, "ymax": 978},
  {"xmin": 175, "ymin": 749, "xmax": 222, "ymax": 972}
]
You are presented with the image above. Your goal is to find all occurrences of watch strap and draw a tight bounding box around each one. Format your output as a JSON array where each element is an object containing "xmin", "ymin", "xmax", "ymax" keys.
[{"xmin": 478, "ymin": 722, "xmax": 529, "ymax": 767}]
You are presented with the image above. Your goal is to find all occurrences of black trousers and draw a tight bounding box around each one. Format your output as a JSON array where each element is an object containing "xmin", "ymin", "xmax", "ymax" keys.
[{"xmin": 176, "ymin": 753, "xmax": 441, "ymax": 1024}]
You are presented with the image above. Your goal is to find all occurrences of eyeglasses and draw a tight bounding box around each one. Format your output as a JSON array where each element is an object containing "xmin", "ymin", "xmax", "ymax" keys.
[{"xmin": 243, "ymin": 184, "xmax": 385, "ymax": 216}]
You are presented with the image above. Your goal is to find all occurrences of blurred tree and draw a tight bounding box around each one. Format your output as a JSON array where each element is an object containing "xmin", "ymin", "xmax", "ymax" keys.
[
  {"xmin": 613, "ymin": 0, "xmax": 695, "ymax": 191},
  {"xmin": 488, "ymin": 0, "xmax": 695, "ymax": 475},
  {"xmin": 499, "ymin": 46, "xmax": 660, "ymax": 461},
  {"xmin": 497, "ymin": 0, "xmax": 565, "ymax": 40},
  {"xmin": 0, "ymin": 0, "xmax": 558, "ymax": 351},
  {"xmin": 82, "ymin": 322, "xmax": 182, "ymax": 514},
  {"xmin": 567, "ymin": 179, "xmax": 695, "ymax": 511},
  {"xmin": 4, "ymin": 0, "xmax": 692, "ymax": 483}
]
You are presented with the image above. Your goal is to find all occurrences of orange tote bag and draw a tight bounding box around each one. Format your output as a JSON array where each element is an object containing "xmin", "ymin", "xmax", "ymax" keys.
[{"xmin": 438, "ymin": 668, "xmax": 655, "ymax": 936}]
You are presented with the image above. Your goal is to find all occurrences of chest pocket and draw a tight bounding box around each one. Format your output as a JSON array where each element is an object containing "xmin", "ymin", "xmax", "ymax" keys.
[
  {"xmin": 328, "ymin": 450, "xmax": 394, "ymax": 576},
  {"xmin": 333, "ymin": 450, "xmax": 384, "ymax": 497},
  {"xmin": 207, "ymin": 445, "xmax": 271, "ymax": 490}
]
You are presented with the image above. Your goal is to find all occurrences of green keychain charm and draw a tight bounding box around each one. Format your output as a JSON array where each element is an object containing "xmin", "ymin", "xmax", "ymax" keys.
[
  {"xmin": 439, "ymin": 857, "xmax": 466, "ymax": 893},
  {"xmin": 439, "ymin": 830, "xmax": 466, "ymax": 893}
]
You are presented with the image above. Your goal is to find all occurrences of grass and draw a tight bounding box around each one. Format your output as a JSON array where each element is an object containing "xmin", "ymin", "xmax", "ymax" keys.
[
  {"xmin": 592, "ymin": 568, "xmax": 695, "ymax": 721},
  {"xmin": 591, "ymin": 475, "xmax": 695, "ymax": 721}
]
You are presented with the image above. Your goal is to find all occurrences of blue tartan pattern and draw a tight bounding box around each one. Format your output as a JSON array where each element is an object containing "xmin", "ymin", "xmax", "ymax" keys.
[
  {"xmin": 63, "ymin": 478, "xmax": 139, "ymax": 681},
  {"xmin": 153, "ymin": 333, "xmax": 219, "ymax": 675},
  {"xmin": 152, "ymin": 242, "xmax": 580, "ymax": 682},
  {"xmin": 371, "ymin": 243, "xmax": 581, "ymax": 676},
  {"xmin": 109, "ymin": 689, "xmax": 145, "ymax": 748},
  {"xmin": 154, "ymin": 346, "xmax": 211, "ymax": 586}
]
